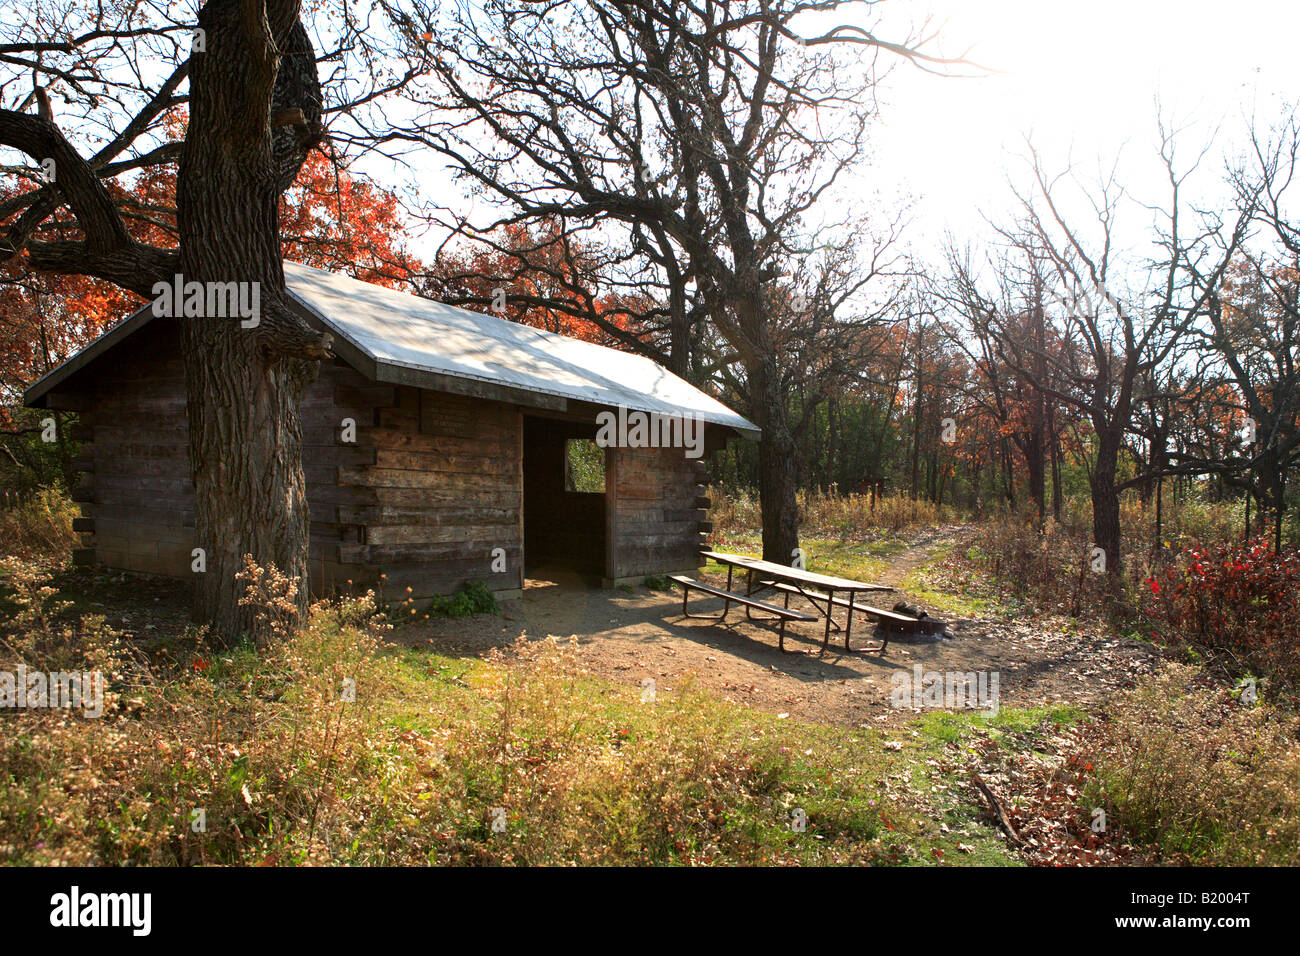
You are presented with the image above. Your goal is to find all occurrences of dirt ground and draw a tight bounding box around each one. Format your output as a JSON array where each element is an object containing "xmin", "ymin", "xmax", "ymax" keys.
[{"xmin": 394, "ymin": 532, "xmax": 1160, "ymax": 727}]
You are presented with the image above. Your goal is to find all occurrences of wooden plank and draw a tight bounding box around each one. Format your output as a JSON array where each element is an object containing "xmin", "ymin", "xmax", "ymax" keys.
[
  {"xmin": 363, "ymin": 420, "xmax": 516, "ymax": 446},
  {"xmin": 46, "ymin": 393, "xmax": 90, "ymax": 411},
  {"xmin": 376, "ymin": 554, "xmax": 523, "ymax": 592},
  {"xmin": 339, "ymin": 541, "xmax": 520, "ymax": 566},
  {"xmin": 335, "ymin": 384, "xmax": 396, "ymax": 408},
  {"xmin": 371, "ymin": 448, "xmax": 516, "ymax": 473},
  {"xmin": 704, "ymin": 552, "xmax": 886, "ymax": 592},
  {"xmin": 762, "ymin": 581, "xmax": 901, "ymax": 615},
  {"xmin": 364, "ymin": 522, "xmax": 518, "ymax": 546},
  {"xmin": 340, "ymin": 465, "xmax": 515, "ymax": 489},
  {"xmin": 343, "ymin": 505, "xmax": 518, "ymax": 526},
  {"xmin": 668, "ymin": 575, "xmax": 815, "ymax": 621}
]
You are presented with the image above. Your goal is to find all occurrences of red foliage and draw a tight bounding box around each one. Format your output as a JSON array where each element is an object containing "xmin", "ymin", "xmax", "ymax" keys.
[
  {"xmin": 1143, "ymin": 537, "xmax": 1300, "ymax": 693},
  {"xmin": 1, "ymin": 128, "xmax": 423, "ymax": 411}
]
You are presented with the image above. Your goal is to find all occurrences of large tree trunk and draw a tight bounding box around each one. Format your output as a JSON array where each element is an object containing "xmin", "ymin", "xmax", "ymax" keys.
[
  {"xmin": 1090, "ymin": 427, "xmax": 1124, "ymax": 582},
  {"xmin": 1023, "ymin": 425, "xmax": 1046, "ymax": 523},
  {"xmin": 751, "ymin": 359, "xmax": 799, "ymax": 565},
  {"xmin": 179, "ymin": 334, "xmax": 313, "ymax": 640},
  {"xmin": 177, "ymin": 0, "xmax": 326, "ymax": 645}
]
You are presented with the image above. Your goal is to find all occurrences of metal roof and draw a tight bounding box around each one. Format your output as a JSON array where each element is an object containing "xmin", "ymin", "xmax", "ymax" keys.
[{"xmin": 23, "ymin": 261, "xmax": 760, "ymax": 439}]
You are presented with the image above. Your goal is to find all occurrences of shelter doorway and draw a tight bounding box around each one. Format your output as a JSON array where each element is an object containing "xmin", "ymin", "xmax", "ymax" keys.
[{"xmin": 522, "ymin": 417, "xmax": 608, "ymax": 579}]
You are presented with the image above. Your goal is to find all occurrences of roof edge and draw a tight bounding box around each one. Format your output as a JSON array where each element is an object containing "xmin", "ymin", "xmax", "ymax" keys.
[
  {"xmin": 23, "ymin": 304, "xmax": 157, "ymax": 409},
  {"xmin": 287, "ymin": 280, "xmax": 760, "ymax": 438},
  {"xmin": 23, "ymin": 270, "xmax": 762, "ymax": 442}
]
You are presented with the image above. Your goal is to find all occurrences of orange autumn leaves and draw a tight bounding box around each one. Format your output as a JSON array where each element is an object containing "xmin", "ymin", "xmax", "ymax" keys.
[{"xmin": 2, "ymin": 134, "xmax": 631, "ymax": 414}]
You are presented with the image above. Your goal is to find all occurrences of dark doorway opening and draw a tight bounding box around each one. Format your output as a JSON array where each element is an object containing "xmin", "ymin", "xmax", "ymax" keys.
[{"xmin": 522, "ymin": 417, "xmax": 607, "ymax": 578}]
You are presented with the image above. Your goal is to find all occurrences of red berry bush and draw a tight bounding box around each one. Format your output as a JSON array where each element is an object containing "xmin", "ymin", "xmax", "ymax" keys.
[{"xmin": 1143, "ymin": 536, "xmax": 1300, "ymax": 697}]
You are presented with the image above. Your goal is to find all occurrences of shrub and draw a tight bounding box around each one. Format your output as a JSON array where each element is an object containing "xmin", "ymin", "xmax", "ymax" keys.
[
  {"xmin": 708, "ymin": 485, "xmax": 761, "ymax": 541},
  {"xmin": 1090, "ymin": 664, "xmax": 1300, "ymax": 865},
  {"xmin": 425, "ymin": 580, "xmax": 499, "ymax": 619},
  {"xmin": 1141, "ymin": 537, "xmax": 1300, "ymax": 695},
  {"xmin": 236, "ymin": 555, "xmax": 301, "ymax": 646},
  {"xmin": 965, "ymin": 514, "xmax": 1113, "ymax": 617},
  {"xmin": 0, "ymin": 488, "xmax": 77, "ymax": 561}
]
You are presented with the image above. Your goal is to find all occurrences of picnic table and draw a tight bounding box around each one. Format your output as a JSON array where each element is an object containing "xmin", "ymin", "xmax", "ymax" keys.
[{"xmin": 672, "ymin": 550, "xmax": 901, "ymax": 654}]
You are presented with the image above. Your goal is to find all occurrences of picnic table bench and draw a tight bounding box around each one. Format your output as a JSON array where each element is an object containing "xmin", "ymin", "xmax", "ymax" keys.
[
  {"xmin": 670, "ymin": 550, "xmax": 908, "ymax": 654},
  {"xmin": 758, "ymin": 581, "xmax": 917, "ymax": 651},
  {"xmin": 668, "ymin": 575, "xmax": 816, "ymax": 652}
]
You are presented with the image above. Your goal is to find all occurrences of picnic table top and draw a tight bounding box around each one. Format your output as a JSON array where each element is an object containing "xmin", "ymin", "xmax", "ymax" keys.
[{"xmin": 700, "ymin": 550, "xmax": 892, "ymax": 593}]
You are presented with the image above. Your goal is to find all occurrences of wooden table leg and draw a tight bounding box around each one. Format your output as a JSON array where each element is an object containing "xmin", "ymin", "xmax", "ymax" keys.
[
  {"xmin": 822, "ymin": 588, "xmax": 834, "ymax": 651},
  {"xmin": 720, "ymin": 564, "xmax": 734, "ymax": 622},
  {"xmin": 844, "ymin": 591, "xmax": 855, "ymax": 650}
]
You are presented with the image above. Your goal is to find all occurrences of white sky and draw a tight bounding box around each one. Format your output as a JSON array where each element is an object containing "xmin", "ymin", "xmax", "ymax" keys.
[
  {"xmin": 864, "ymin": 0, "xmax": 1298, "ymax": 253},
  {"xmin": 369, "ymin": 0, "xmax": 1297, "ymax": 277}
]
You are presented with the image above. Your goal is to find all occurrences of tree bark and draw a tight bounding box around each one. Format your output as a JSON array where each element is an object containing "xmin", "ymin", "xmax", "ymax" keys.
[
  {"xmin": 751, "ymin": 359, "xmax": 799, "ymax": 565},
  {"xmin": 1090, "ymin": 427, "xmax": 1124, "ymax": 582},
  {"xmin": 176, "ymin": 0, "xmax": 327, "ymax": 645},
  {"xmin": 1023, "ymin": 424, "xmax": 1046, "ymax": 523}
]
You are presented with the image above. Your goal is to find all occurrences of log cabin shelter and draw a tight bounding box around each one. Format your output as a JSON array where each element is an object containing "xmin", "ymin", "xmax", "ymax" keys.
[{"xmin": 23, "ymin": 261, "xmax": 759, "ymax": 603}]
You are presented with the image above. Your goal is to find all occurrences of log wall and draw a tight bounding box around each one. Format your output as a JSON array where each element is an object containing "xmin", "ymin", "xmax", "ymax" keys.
[
  {"xmin": 51, "ymin": 323, "xmax": 715, "ymax": 603},
  {"xmin": 606, "ymin": 446, "xmax": 707, "ymax": 582},
  {"xmin": 62, "ymin": 323, "xmax": 394, "ymax": 596},
  {"xmin": 338, "ymin": 386, "xmax": 524, "ymax": 600}
]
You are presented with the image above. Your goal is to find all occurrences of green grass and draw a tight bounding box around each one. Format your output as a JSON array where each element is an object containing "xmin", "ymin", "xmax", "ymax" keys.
[
  {"xmin": 867, "ymin": 538, "xmax": 910, "ymax": 556},
  {"xmin": 422, "ymin": 580, "xmax": 500, "ymax": 618},
  {"xmin": 914, "ymin": 704, "xmax": 1088, "ymax": 746},
  {"xmin": 703, "ymin": 535, "xmax": 889, "ymax": 585},
  {"xmin": 801, "ymin": 538, "xmax": 889, "ymax": 582},
  {"xmin": 898, "ymin": 545, "xmax": 1001, "ymax": 618}
]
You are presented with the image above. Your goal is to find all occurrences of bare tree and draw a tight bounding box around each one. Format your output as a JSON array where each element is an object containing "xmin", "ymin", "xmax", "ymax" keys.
[
  {"xmin": 943, "ymin": 130, "xmax": 1250, "ymax": 581},
  {"xmin": 374, "ymin": 0, "xmax": 951, "ymax": 562},
  {"xmin": 1204, "ymin": 112, "xmax": 1300, "ymax": 551}
]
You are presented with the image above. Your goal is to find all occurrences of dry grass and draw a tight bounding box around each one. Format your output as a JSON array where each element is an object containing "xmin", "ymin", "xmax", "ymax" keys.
[
  {"xmin": 0, "ymin": 489, "xmax": 77, "ymax": 562},
  {"xmin": 1091, "ymin": 664, "xmax": 1300, "ymax": 865},
  {"xmin": 953, "ymin": 496, "xmax": 1248, "ymax": 621},
  {"xmin": 710, "ymin": 486, "xmax": 963, "ymax": 541},
  {"xmin": 0, "ymin": 557, "xmax": 925, "ymax": 866}
]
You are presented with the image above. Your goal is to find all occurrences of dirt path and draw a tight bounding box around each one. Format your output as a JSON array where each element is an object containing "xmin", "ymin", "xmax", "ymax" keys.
[
  {"xmin": 395, "ymin": 529, "xmax": 1159, "ymax": 727},
  {"xmin": 874, "ymin": 527, "xmax": 964, "ymax": 589}
]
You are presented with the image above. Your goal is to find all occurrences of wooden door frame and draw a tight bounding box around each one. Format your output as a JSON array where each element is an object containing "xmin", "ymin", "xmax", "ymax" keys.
[{"xmin": 603, "ymin": 444, "xmax": 618, "ymax": 583}]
